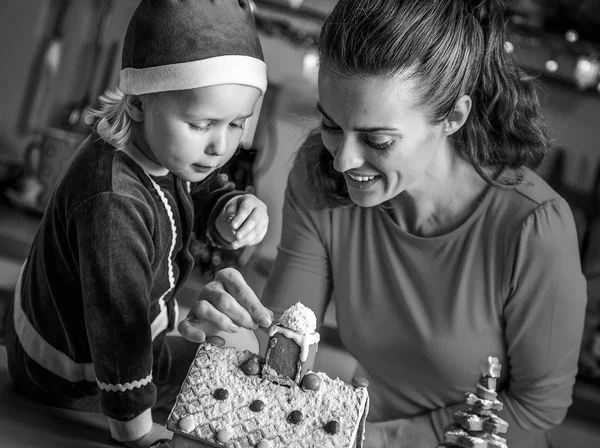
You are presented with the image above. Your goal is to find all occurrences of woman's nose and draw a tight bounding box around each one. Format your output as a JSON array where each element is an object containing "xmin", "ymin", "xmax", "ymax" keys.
[{"xmin": 333, "ymin": 136, "xmax": 363, "ymax": 173}]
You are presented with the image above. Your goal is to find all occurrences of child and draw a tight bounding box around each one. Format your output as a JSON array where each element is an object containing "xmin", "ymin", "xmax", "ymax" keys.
[{"xmin": 4, "ymin": 0, "xmax": 269, "ymax": 447}]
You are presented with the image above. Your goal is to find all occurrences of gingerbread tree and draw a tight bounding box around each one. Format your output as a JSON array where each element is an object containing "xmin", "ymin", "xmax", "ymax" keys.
[{"xmin": 438, "ymin": 356, "xmax": 509, "ymax": 448}]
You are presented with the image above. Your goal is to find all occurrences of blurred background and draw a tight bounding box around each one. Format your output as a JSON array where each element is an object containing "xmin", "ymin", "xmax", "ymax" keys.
[{"xmin": 1, "ymin": 1, "xmax": 600, "ymax": 446}]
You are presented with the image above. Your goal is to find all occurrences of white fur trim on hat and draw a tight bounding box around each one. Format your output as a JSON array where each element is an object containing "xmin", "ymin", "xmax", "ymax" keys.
[{"xmin": 119, "ymin": 55, "xmax": 267, "ymax": 95}]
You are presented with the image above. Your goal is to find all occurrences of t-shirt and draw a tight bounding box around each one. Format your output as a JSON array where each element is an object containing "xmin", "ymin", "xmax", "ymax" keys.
[{"xmin": 262, "ymin": 141, "xmax": 587, "ymax": 448}]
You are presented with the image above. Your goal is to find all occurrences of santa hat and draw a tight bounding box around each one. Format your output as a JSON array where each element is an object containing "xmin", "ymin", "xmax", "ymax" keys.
[{"xmin": 119, "ymin": 0, "xmax": 267, "ymax": 96}]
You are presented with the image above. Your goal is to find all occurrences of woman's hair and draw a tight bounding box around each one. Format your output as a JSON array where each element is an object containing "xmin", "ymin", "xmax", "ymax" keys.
[{"xmin": 306, "ymin": 0, "xmax": 552, "ymax": 207}]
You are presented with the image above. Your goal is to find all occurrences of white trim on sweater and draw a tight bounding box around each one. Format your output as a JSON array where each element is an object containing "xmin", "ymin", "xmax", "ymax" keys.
[{"xmin": 13, "ymin": 262, "xmax": 170, "ymax": 384}]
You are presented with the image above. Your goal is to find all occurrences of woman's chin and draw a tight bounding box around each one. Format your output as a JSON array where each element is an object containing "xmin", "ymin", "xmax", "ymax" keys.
[{"xmin": 348, "ymin": 190, "xmax": 385, "ymax": 208}]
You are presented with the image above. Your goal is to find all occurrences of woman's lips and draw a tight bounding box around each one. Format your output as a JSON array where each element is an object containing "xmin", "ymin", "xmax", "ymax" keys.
[{"xmin": 344, "ymin": 172, "xmax": 381, "ymax": 190}]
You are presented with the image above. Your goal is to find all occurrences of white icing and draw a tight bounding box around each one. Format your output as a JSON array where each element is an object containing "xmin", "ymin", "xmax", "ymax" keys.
[
  {"xmin": 480, "ymin": 356, "xmax": 501, "ymax": 378},
  {"xmin": 268, "ymin": 324, "xmax": 320, "ymax": 362},
  {"xmin": 278, "ymin": 302, "xmax": 317, "ymax": 334},
  {"xmin": 477, "ymin": 383, "xmax": 496, "ymax": 394}
]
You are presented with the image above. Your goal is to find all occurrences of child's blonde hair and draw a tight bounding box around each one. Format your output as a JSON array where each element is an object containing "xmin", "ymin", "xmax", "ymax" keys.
[{"xmin": 91, "ymin": 89, "xmax": 140, "ymax": 150}]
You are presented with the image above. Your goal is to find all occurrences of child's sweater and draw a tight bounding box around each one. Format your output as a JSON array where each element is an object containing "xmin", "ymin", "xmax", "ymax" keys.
[{"xmin": 6, "ymin": 133, "xmax": 240, "ymax": 440}]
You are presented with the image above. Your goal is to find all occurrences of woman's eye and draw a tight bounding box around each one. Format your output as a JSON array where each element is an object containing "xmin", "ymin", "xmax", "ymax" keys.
[
  {"xmin": 318, "ymin": 120, "xmax": 340, "ymax": 133},
  {"xmin": 365, "ymin": 136, "xmax": 393, "ymax": 150}
]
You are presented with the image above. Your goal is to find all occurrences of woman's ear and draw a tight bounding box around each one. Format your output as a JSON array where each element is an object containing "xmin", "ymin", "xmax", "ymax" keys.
[
  {"xmin": 125, "ymin": 98, "xmax": 144, "ymax": 122},
  {"xmin": 443, "ymin": 95, "xmax": 472, "ymax": 136}
]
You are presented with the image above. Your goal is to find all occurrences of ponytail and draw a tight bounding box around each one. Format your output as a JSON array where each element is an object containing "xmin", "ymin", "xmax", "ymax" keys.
[{"xmin": 456, "ymin": 0, "xmax": 552, "ymax": 187}]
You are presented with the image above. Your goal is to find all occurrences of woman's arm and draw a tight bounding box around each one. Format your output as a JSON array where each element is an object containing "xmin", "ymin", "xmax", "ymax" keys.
[{"xmin": 261, "ymin": 152, "xmax": 334, "ymax": 324}]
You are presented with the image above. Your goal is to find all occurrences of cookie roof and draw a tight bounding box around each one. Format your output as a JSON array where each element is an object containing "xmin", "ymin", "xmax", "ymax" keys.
[{"xmin": 167, "ymin": 344, "xmax": 369, "ymax": 448}]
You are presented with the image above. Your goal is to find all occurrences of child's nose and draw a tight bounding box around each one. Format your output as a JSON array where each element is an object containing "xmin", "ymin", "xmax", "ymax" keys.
[{"xmin": 205, "ymin": 132, "xmax": 228, "ymax": 156}]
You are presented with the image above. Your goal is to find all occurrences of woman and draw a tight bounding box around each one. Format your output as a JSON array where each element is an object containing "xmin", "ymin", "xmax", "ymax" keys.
[{"xmin": 178, "ymin": 0, "xmax": 587, "ymax": 447}]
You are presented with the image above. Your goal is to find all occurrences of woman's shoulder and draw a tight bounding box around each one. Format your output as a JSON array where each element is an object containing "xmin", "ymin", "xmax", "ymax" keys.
[{"xmin": 493, "ymin": 167, "xmax": 575, "ymax": 235}]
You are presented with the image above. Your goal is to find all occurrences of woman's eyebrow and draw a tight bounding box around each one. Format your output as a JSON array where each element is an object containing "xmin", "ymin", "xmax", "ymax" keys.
[
  {"xmin": 316, "ymin": 102, "xmax": 335, "ymax": 123},
  {"xmin": 316, "ymin": 102, "xmax": 402, "ymax": 133}
]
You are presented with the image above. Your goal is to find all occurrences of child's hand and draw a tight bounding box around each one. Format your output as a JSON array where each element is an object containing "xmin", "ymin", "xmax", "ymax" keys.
[
  {"xmin": 123, "ymin": 423, "xmax": 171, "ymax": 448},
  {"xmin": 215, "ymin": 194, "xmax": 268, "ymax": 250}
]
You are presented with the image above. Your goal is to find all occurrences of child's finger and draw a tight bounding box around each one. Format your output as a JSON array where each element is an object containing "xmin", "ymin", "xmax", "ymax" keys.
[
  {"xmin": 230, "ymin": 199, "xmax": 255, "ymax": 230},
  {"xmin": 234, "ymin": 209, "xmax": 258, "ymax": 240}
]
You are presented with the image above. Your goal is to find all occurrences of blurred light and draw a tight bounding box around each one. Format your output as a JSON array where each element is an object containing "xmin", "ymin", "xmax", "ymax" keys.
[
  {"xmin": 302, "ymin": 50, "xmax": 319, "ymax": 84},
  {"xmin": 574, "ymin": 57, "xmax": 600, "ymax": 90},
  {"xmin": 565, "ymin": 29, "xmax": 579, "ymax": 43},
  {"xmin": 545, "ymin": 60, "xmax": 559, "ymax": 72},
  {"xmin": 504, "ymin": 41, "xmax": 514, "ymax": 53}
]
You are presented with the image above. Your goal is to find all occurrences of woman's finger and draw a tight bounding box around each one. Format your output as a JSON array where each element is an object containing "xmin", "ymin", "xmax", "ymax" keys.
[{"xmin": 216, "ymin": 268, "xmax": 273, "ymax": 328}]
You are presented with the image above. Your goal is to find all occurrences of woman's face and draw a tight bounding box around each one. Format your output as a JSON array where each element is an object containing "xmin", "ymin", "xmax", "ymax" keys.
[{"xmin": 318, "ymin": 69, "xmax": 447, "ymax": 207}]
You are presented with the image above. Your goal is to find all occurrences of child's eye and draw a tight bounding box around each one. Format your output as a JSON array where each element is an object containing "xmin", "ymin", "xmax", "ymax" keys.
[
  {"xmin": 229, "ymin": 119, "xmax": 246, "ymax": 130},
  {"xmin": 189, "ymin": 123, "xmax": 211, "ymax": 131}
]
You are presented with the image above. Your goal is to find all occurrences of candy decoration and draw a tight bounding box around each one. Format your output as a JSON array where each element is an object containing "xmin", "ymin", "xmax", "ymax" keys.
[
  {"xmin": 324, "ymin": 420, "xmax": 340, "ymax": 435},
  {"xmin": 352, "ymin": 376, "xmax": 369, "ymax": 388},
  {"xmin": 301, "ymin": 372, "xmax": 321, "ymax": 391},
  {"xmin": 250, "ymin": 399, "xmax": 265, "ymax": 412},
  {"xmin": 213, "ymin": 388, "xmax": 229, "ymax": 400},
  {"xmin": 257, "ymin": 440, "xmax": 273, "ymax": 448},
  {"xmin": 287, "ymin": 410, "xmax": 303, "ymax": 424},
  {"xmin": 178, "ymin": 416, "xmax": 195, "ymax": 432},
  {"xmin": 436, "ymin": 356, "xmax": 509, "ymax": 448},
  {"xmin": 216, "ymin": 429, "xmax": 231, "ymax": 442},
  {"xmin": 240, "ymin": 356, "xmax": 261, "ymax": 375}
]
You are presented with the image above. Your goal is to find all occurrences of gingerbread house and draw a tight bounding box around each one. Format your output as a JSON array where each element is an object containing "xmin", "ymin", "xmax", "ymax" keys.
[{"xmin": 166, "ymin": 303, "xmax": 370, "ymax": 448}]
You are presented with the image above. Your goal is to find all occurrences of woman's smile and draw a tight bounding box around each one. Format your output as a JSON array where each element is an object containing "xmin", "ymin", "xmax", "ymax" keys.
[{"xmin": 344, "ymin": 171, "xmax": 382, "ymax": 190}]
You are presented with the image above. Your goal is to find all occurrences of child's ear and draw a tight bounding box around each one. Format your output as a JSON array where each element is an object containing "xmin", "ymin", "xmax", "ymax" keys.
[
  {"xmin": 125, "ymin": 97, "xmax": 144, "ymax": 122},
  {"xmin": 442, "ymin": 95, "xmax": 472, "ymax": 136}
]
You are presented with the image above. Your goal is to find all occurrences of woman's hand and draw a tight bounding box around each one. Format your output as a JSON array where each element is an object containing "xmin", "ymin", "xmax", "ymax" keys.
[
  {"xmin": 178, "ymin": 268, "xmax": 273, "ymax": 343},
  {"xmin": 215, "ymin": 194, "xmax": 268, "ymax": 250}
]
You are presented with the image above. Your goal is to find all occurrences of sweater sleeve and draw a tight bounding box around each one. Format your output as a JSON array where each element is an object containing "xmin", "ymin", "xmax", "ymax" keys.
[
  {"xmin": 68, "ymin": 192, "xmax": 157, "ymax": 442},
  {"xmin": 371, "ymin": 198, "xmax": 588, "ymax": 448},
  {"xmin": 190, "ymin": 169, "xmax": 243, "ymax": 248},
  {"xmin": 261, "ymin": 152, "xmax": 333, "ymax": 325},
  {"xmin": 501, "ymin": 198, "xmax": 587, "ymax": 432}
]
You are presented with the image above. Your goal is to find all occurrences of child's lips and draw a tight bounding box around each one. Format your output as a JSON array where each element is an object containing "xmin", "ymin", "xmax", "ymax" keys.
[{"xmin": 192, "ymin": 164, "xmax": 216, "ymax": 173}]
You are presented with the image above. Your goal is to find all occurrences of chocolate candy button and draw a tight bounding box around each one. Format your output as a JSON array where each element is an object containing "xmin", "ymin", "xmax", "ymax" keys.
[
  {"xmin": 301, "ymin": 372, "xmax": 321, "ymax": 391},
  {"xmin": 352, "ymin": 376, "xmax": 369, "ymax": 388},
  {"xmin": 213, "ymin": 388, "xmax": 229, "ymax": 400},
  {"xmin": 241, "ymin": 356, "xmax": 261, "ymax": 375},
  {"xmin": 324, "ymin": 420, "xmax": 340, "ymax": 435},
  {"xmin": 287, "ymin": 410, "xmax": 303, "ymax": 424},
  {"xmin": 250, "ymin": 399, "xmax": 265, "ymax": 412},
  {"xmin": 178, "ymin": 416, "xmax": 195, "ymax": 432}
]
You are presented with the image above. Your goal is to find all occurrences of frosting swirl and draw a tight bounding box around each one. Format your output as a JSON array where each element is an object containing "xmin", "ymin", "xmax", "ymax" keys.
[{"xmin": 278, "ymin": 302, "xmax": 317, "ymax": 335}]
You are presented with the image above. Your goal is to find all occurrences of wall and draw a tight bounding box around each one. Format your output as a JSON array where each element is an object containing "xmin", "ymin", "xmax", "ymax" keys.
[{"xmin": 1, "ymin": 1, "xmax": 599, "ymax": 259}]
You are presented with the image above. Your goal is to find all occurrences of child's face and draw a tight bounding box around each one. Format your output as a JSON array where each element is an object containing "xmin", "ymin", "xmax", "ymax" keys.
[{"xmin": 141, "ymin": 85, "xmax": 261, "ymax": 182}]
